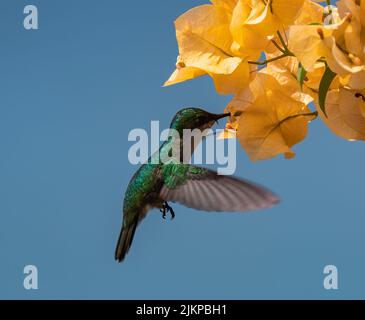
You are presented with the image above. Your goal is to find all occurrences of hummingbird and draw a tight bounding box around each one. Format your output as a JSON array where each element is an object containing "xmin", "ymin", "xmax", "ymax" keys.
[{"xmin": 115, "ymin": 108, "xmax": 279, "ymax": 262}]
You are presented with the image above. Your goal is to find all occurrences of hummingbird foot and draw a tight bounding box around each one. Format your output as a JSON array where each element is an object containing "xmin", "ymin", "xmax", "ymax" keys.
[
  {"xmin": 160, "ymin": 201, "xmax": 175, "ymax": 220},
  {"xmin": 160, "ymin": 207, "xmax": 166, "ymax": 219}
]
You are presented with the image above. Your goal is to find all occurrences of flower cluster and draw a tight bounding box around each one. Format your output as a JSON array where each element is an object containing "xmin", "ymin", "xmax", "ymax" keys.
[{"xmin": 165, "ymin": 0, "xmax": 365, "ymax": 161}]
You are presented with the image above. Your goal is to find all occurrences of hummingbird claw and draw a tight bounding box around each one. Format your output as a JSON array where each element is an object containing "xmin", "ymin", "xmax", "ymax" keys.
[
  {"xmin": 169, "ymin": 207, "xmax": 175, "ymax": 220},
  {"xmin": 161, "ymin": 201, "xmax": 175, "ymax": 221},
  {"xmin": 160, "ymin": 208, "xmax": 166, "ymax": 220}
]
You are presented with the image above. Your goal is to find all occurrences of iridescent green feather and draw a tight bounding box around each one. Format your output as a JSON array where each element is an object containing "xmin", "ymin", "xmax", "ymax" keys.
[{"xmin": 162, "ymin": 163, "xmax": 209, "ymax": 189}]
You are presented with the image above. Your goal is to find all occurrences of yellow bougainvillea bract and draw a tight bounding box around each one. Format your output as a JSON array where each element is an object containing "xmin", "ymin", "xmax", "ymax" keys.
[{"xmin": 165, "ymin": 0, "xmax": 365, "ymax": 161}]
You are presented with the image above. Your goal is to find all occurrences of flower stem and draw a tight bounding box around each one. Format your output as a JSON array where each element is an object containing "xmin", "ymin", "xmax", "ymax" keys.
[
  {"xmin": 248, "ymin": 53, "xmax": 293, "ymax": 66},
  {"xmin": 271, "ymin": 39, "xmax": 286, "ymax": 54},
  {"xmin": 248, "ymin": 31, "xmax": 294, "ymax": 66},
  {"xmin": 277, "ymin": 31, "xmax": 291, "ymax": 53}
]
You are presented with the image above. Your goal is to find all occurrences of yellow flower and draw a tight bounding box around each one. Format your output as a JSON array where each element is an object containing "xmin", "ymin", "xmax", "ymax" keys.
[
  {"xmin": 230, "ymin": 0, "xmax": 305, "ymax": 57},
  {"xmin": 210, "ymin": 0, "xmax": 238, "ymax": 12},
  {"xmin": 165, "ymin": 0, "xmax": 365, "ymax": 161},
  {"xmin": 271, "ymin": 0, "xmax": 306, "ymax": 24},
  {"xmin": 323, "ymin": 21, "xmax": 364, "ymax": 77},
  {"xmin": 230, "ymin": 0, "xmax": 272, "ymax": 58},
  {"xmin": 164, "ymin": 56, "xmax": 206, "ymax": 86},
  {"xmin": 263, "ymin": 47, "xmax": 342, "ymax": 108},
  {"xmin": 290, "ymin": 1, "xmax": 365, "ymax": 87},
  {"xmin": 334, "ymin": 0, "xmax": 365, "ymax": 89},
  {"xmin": 262, "ymin": 50, "xmax": 315, "ymax": 104},
  {"xmin": 349, "ymin": 71, "xmax": 365, "ymax": 90},
  {"xmin": 304, "ymin": 62, "xmax": 343, "ymax": 90},
  {"xmin": 224, "ymin": 73, "xmax": 316, "ymax": 161},
  {"xmin": 288, "ymin": 24, "xmax": 335, "ymax": 72},
  {"xmin": 315, "ymin": 88, "xmax": 365, "ymax": 140},
  {"xmin": 294, "ymin": 0, "xmax": 324, "ymax": 25},
  {"xmin": 164, "ymin": 3, "xmax": 250, "ymax": 94},
  {"xmin": 174, "ymin": 5, "xmax": 240, "ymax": 74},
  {"xmin": 208, "ymin": 60, "xmax": 252, "ymax": 94}
]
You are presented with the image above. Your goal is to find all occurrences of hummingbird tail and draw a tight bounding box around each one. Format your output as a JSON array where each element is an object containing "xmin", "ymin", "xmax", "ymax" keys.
[{"xmin": 115, "ymin": 220, "xmax": 138, "ymax": 263}]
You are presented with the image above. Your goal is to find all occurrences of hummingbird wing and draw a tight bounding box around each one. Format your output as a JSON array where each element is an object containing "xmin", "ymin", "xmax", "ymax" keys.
[{"xmin": 159, "ymin": 164, "xmax": 279, "ymax": 212}]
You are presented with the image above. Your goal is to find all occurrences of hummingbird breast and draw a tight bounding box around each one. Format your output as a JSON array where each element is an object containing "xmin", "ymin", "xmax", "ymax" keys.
[{"xmin": 123, "ymin": 162, "xmax": 164, "ymax": 223}]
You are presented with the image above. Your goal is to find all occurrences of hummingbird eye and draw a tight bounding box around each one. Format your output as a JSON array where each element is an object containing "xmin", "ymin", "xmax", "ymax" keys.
[{"xmin": 194, "ymin": 116, "xmax": 202, "ymax": 124}]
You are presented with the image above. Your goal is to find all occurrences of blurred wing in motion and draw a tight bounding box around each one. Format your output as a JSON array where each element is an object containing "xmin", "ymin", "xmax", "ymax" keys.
[{"xmin": 160, "ymin": 165, "xmax": 279, "ymax": 212}]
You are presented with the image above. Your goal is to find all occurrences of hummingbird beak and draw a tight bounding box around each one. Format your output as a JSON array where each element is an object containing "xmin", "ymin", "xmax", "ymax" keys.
[
  {"xmin": 211, "ymin": 112, "xmax": 230, "ymax": 124},
  {"xmin": 214, "ymin": 112, "xmax": 231, "ymax": 120}
]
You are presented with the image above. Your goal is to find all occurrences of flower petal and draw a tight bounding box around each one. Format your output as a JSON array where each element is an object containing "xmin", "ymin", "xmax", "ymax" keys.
[{"xmin": 315, "ymin": 88, "xmax": 365, "ymax": 140}]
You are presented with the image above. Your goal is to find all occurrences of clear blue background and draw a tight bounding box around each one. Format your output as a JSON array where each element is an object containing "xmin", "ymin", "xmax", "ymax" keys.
[{"xmin": 0, "ymin": 0, "xmax": 364, "ymax": 299}]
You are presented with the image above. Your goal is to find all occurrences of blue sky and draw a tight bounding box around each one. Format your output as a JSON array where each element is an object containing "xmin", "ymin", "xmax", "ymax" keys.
[{"xmin": 1, "ymin": 0, "xmax": 364, "ymax": 299}]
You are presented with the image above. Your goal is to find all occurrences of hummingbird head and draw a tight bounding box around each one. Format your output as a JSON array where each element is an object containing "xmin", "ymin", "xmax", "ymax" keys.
[{"xmin": 170, "ymin": 108, "xmax": 230, "ymax": 133}]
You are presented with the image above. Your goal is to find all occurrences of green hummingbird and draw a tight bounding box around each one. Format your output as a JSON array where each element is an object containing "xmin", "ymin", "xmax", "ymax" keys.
[{"xmin": 115, "ymin": 108, "xmax": 279, "ymax": 262}]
